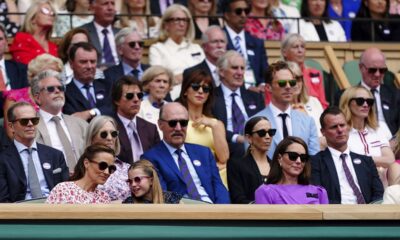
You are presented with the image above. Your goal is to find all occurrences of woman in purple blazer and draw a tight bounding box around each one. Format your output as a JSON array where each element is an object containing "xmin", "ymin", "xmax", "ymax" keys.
[{"xmin": 255, "ymin": 136, "xmax": 328, "ymax": 204}]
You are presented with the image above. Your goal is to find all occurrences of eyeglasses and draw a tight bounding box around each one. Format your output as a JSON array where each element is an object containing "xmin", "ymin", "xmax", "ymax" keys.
[
  {"xmin": 40, "ymin": 7, "xmax": 54, "ymax": 16},
  {"xmin": 126, "ymin": 176, "xmax": 151, "ymax": 185},
  {"xmin": 277, "ymin": 79, "xmax": 297, "ymax": 88},
  {"xmin": 362, "ymin": 64, "xmax": 388, "ymax": 75},
  {"xmin": 90, "ymin": 160, "xmax": 117, "ymax": 174},
  {"xmin": 124, "ymin": 92, "xmax": 144, "ymax": 100},
  {"xmin": 40, "ymin": 85, "xmax": 65, "ymax": 93},
  {"xmin": 284, "ymin": 151, "xmax": 308, "ymax": 163},
  {"xmin": 167, "ymin": 17, "xmax": 190, "ymax": 24},
  {"xmin": 12, "ymin": 117, "xmax": 40, "ymax": 126},
  {"xmin": 128, "ymin": 41, "xmax": 144, "ymax": 48},
  {"xmin": 233, "ymin": 7, "xmax": 251, "ymax": 16},
  {"xmin": 191, "ymin": 83, "xmax": 211, "ymax": 93},
  {"xmin": 160, "ymin": 119, "xmax": 189, "ymax": 128},
  {"xmin": 351, "ymin": 97, "xmax": 375, "ymax": 107},
  {"xmin": 252, "ymin": 128, "xmax": 277, "ymax": 137},
  {"xmin": 99, "ymin": 130, "xmax": 119, "ymax": 139}
]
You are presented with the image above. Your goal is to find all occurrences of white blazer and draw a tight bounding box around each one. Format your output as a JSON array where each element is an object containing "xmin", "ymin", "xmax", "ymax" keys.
[{"xmin": 289, "ymin": 19, "xmax": 347, "ymax": 42}]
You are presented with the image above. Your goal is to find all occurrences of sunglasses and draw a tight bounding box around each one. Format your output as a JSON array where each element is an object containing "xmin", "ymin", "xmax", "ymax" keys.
[
  {"xmin": 126, "ymin": 176, "xmax": 151, "ymax": 185},
  {"xmin": 233, "ymin": 7, "xmax": 251, "ymax": 16},
  {"xmin": 40, "ymin": 7, "xmax": 54, "ymax": 16},
  {"xmin": 252, "ymin": 128, "xmax": 277, "ymax": 137},
  {"xmin": 191, "ymin": 83, "xmax": 211, "ymax": 93},
  {"xmin": 160, "ymin": 119, "xmax": 189, "ymax": 128},
  {"xmin": 90, "ymin": 160, "xmax": 117, "ymax": 174},
  {"xmin": 124, "ymin": 92, "xmax": 144, "ymax": 100},
  {"xmin": 167, "ymin": 17, "xmax": 190, "ymax": 24},
  {"xmin": 12, "ymin": 117, "xmax": 40, "ymax": 126},
  {"xmin": 128, "ymin": 41, "xmax": 144, "ymax": 48},
  {"xmin": 277, "ymin": 79, "xmax": 297, "ymax": 88},
  {"xmin": 284, "ymin": 151, "xmax": 309, "ymax": 163},
  {"xmin": 362, "ymin": 64, "xmax": 388, "ymax": 75},
  {"xmin": 40, "ymin": 85, "xmax": 65, "ymax": 93},
  {"xmin": 99, "ymin": 130, "xmax": 119, "ymax": 139},
  {"xmin": 351, "ymin": 97, "xmax": 375, "ymax": 107}
]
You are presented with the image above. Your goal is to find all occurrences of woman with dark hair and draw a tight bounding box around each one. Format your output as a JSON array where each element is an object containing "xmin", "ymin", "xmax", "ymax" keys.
[
  {"xmin": 123, "ymin": 160, "xmax": 182, "ymax": 204},
  {"xmin": 255, "ymin": 136, "xmax": 328, "ymax": 204},
  {"xmin": 46, "ymin": 145, "xmax": 116, "ymax": 204},
  {"xmin": 227, "ymin": 116, "xmax": 276, "ymax": 203},
  {"xmin": 289, "ymin": 0, "xmax": 346, "ymax": 41},
  {"xmin": 178, "ymin": 68, "xmax": 229, "ymax": 186},
  {"xmin": 351, "ymin": 0, "xmax": 400, "ymax": 41},
  {"xmin": 188, "ymin": 0, "xmax": 221, "ymax": 39}
]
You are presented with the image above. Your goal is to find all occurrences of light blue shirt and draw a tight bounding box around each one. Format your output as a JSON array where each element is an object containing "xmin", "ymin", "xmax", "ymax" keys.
[
  {"xmin": 14, "ymin": 140, "xmax": 50, "ymax": 199},
  {"xmin": 72, "ymin": 79, "xmax": 101, "ymax": 115},
  {"xmin": 122, "ymin": 62, "xmax": 144, "ymax": 80}
]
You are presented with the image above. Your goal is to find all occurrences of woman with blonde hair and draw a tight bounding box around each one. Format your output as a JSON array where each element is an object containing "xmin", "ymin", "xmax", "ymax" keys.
[
  {"xmin": 123, "ymin": 160, "xmax": 182, "ymax": 204},
  {"xmin": 149, "ymin": 4, "xmax": 205, "ymax": 100}
]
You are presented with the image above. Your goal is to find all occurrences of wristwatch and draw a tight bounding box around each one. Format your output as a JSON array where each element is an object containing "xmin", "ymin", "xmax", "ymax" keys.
[{"xmin": 89, "ymin": 109, "xmax": 96, "ymax": 118}]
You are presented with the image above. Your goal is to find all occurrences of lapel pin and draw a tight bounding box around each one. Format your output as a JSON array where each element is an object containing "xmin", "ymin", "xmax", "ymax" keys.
[
  {"xmin": 353, "ymin": 158, "xmax": 362, "ymax": 165},
  {"xmin": 42, "ymin": 162, "xmax": 51, "ymax": 170},
  {"xmin": 193, "ymin": 160, "xmax": 201, "ymax": 167},
  {"xmin": 383, "ymin": 104, "xmax": 389, "ymax": 110},
  {"xmin": 248, "ymin": 104, "xmax": 256, "ymax": 110},
  {"xmin": 96, "ymin": 93, "xmax": 104, "ymax": 100}
]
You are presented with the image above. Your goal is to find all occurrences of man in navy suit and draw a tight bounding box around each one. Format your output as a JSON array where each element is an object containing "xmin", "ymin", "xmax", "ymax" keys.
[
  {"xmin": 79, "ymin": 0, "xmax": 120, "ymax": 66},
  {"xmin": 222, "ymin": 0, "xmax": 268, "ymax": 91},
  {"xmin": 0, "ymin": 102, "xmax": 69, "ymax": 202},
  {"xmin": 63, "ymin": 42, "xmax": 113, "ymax": 121},
  {"xmin": 142, "ymin": 102, "xmax": 230, "ymax": 203},
  {"xmin": 150, "ymin": 0, "xmax": 187, "ymax": 15},
  {"xmin": 104, "ymin": 28, "xmax": 150, "ymax": 83},
  {"xmin": 212, "ymin": 51, "xmax": 264, "ymax": 159},
  {"xmin": 111, "ymin": 76, "xmax": 160, "ymax": 164},
  {"xmin": 311, "ymin": 107, "xmax": 383, "ymax": 204}
]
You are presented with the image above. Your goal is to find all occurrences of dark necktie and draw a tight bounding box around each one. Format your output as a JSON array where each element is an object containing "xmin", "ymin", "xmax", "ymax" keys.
[
  {"xmin": 370, "ymin": 88, "xmax": 378, "ymax": 118},
  {"xmin": 131, "ymin": 69, "xmax": 140, "ymax": 80},
  {"xmin": 26, "ymin": 148, "xmax": 43, "ymax": 198},
  {"xmin": 279, "ymin": 113, "xmax": 289, "ymax": 138},
  {"xmin": 231, "ymin": 93, "xmax": 245, "ymax": 134},
  {"xmin": 175, "ymin": 149, "xmax": 201, "ymax": 200},
  {"xmin": 128, "ymin": 121, "xmax": 143, "ymax": 162},
  {"xmin": 52, "ymin": 116, "xmax": 76, "ymax": 171},
  {"xmin": 340, "ymin": 153, "xmax": 366, "ymax": 204},
  {"xmin": 83, "ymin": 84, "xmax": 96, "ymax": 108},
  {"xmin": 101, "ymin": 28, "xmax": 115, "ymax": 65}
]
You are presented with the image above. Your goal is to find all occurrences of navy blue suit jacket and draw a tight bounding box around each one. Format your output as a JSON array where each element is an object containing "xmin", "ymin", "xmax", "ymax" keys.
[
  {"xmin": 0, "ymin": 143, "xmax": 69, "ymax": 202},
  {"xmin": 224, "ymin": 28, "xmax": 268, "ymax": 86},
  {"xmin": 311, "ymin": 148, "xmax": 384, "ymax": 204},
  {"xmin": 142, "ymin": 142, "xmax": 230, "ymax": 203},
  {"xmin": 150, "ymin": 0, "xmax": 187, "ymax": 15},
  {"xmin": 63, "ymin": 78, "xmax": 113, "ymax": 116},
  {"xmin": 104, "ymin": 62, "xmax": 150, "ymax": 83}
]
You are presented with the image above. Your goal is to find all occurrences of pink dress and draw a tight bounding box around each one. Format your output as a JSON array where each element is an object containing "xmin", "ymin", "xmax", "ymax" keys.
[
  {"xmin": 3, "ymin": 87, "xmax": 39, "ymax": 111},
  {"xmin": 245, "ymin": 15, "xmax": 285, "ymax": 40},
  {"xmin": 46, "ymin": 181, "xmax": 111, "ymax": 204}
]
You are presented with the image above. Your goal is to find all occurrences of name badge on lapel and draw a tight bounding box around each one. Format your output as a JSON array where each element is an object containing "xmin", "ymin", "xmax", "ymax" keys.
[
  {"xmin": 244, "ymin": 66, "xmax": 256, "ymax": 89},
  {"xmin": 191, "ymin": 52, "xmax": 202, "ymax": 61},
  {"xmin": 247, "ymin": 49, "xmax": 255, "ymax": 56},
  {"xmin": 193, "ymin": 160, "xmax": 201, "ymax": 167}
]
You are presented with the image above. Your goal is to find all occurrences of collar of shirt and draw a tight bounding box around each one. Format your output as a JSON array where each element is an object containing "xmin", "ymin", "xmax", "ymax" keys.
[
  {"xmin": 122, "ymin": 61, "xmax": 143, "ymax": 76},
  {"xmin": 350, "ymin": 126, "xmax": 369, "ymax": 135},
  {"xmin": 225, "ymin": 25, "xmax": 245, "ymax": 42},
  {"xmin": 360, "ymin": 81, "xmax": 381, "ymax": 92},
  {"xmin": 220, "ymin": 82, "xmax": 241, "ymax": 99},
  {"xmin": 39, "ymin": 109, "xmax": 63, "ymax": 124},
  {"xmin": 0, "ymin": 58, "xmax": 5, "ymax": 71},
  {"xmin": 93, "ymin": 21, "xmax": 113, "ymax": 38},
  {"xmin": 14, "ymin": 139, "xmax": 38, "ymax": 153},
  {"xmin": 205, "ymin": 58, "xmax": 217, "ymax": 73},
  {"xmin": 73, "ymin": 78, "xmax": 93, "ymax": 89},
  {"xmin": 118, "ymin": 113, "xmax": 137, "ymax": 129},
  {"xmin": 163, "ymin": 140, "xmax": 188, "ymax": 156},
  {"xmin": 165, "ymin": 38, "xmax": 190, "ymax": 50},
  {"xmin": 327, "ymin": 146, "xmax": 351, "ymax": 160},
  {"xmin": 269, "ymin": 102, "xmax": 292, "ymax": 118}
]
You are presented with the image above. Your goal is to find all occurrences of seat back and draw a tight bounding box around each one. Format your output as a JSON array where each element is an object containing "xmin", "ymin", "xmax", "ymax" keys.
[{"xmin": 343, "ymin": 60, "xmax": 362, "ymax": 86}]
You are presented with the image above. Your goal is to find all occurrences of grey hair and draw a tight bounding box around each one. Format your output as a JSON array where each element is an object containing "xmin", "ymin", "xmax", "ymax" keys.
[
  {"xmin": 216, "ymin": 50, "xmax": 245, "ymax": 71},
  {"xmin": 85, "ymin": 115, "xmax": 121, "ymax": 155},
  {"xmin": 114, "ymin": 27, "xmax": 140, "ymax": 47},
  {"xmin": 30, "ymin": 69, "xmax": 63, "ymax": 96},
  {"xmin": 280, "ymin": 33, "xmax": 305, "ymax": 60},
  {"xmin": 201, "ymin": 25, "xmax": 227, "ymax": 44}
]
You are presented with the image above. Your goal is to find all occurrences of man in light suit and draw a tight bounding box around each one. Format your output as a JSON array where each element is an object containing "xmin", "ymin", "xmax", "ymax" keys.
[
  {"xmin": 112, "ymin": 76, "xmax": 160, "ymax": 164},
  {"xmin": 311, "ymin": 107, "xmax": 383, "ymax": 204},
  {"xmin": 79, "ymin": 0, "xmax": 120, "ymax": 66},
  {"xmin": 222, "ymin": 0, "xmax": 268, "ymax": 91},
  {"xmin": 0, "ymin": 102, "xmax": 69, "ymax": 202},
  {"xmin": 212, "ymin": 51, "xmax": 265, "ymax": 159},
  {"xmin": 104, "ymin": 28, "xmax": 150, "ymax": 83},
  {"xmin": 142, "ymin": 102, "xmax": 230, "ymax": 203},
  {"xmin": 253, "ymin": 61, "xmax": 319, "ymax": 158},
  {"xmin": 63, "ymin": 42, "xmax": 113, "ymax": 121},
  {"xmin": 31, "ymin": 70, "xmax": 88, "ymax": 173}
]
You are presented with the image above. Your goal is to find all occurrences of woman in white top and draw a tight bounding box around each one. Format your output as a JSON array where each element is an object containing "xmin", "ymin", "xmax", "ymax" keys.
[
  {"xmin": 149, "ymin": 4, "xmax": 205, "ymax": 100},
  {"xmin": 289, "ymin": 0, "xmax": 346, "ymax": 42},
  {"xmin": 339, "ymin": 86, "xmax": 395, "ymax": 187},
  {"xmin": 55, "ymin": 0, "xmax": 93, "ymax": 37}
]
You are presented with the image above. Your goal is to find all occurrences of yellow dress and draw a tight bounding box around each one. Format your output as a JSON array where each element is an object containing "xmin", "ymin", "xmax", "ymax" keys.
[{"xmin": 185, "ymin": 119, "xmax": 228, "ymax": 189}]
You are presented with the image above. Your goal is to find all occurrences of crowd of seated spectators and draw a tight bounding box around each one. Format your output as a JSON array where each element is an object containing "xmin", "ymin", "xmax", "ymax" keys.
[{"xmin": 0, "ymin": 0, "xmax": 400, "ymax": 206}]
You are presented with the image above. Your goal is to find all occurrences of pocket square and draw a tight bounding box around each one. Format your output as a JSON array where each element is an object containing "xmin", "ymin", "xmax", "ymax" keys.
[{"xmin": 52, "ymin": 168, "xmax": 62, "ymax": 174}]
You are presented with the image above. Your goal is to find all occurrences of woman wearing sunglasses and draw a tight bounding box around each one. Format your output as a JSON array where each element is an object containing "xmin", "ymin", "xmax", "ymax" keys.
[
  {"xmin": 339, "ymin": 86, "xmax": 395, "ymax": 187},
  {"xmin": 85, "ymin": 116, "xmax": 131, "ymax": 201},
  {"xmin": 255, "ymin": 136, "xmax": 328, "ymax": 204},
  {"xmin": 123, "ymin": 160, "xmax": 182, "ymax": 204},
  {"xmin": 227, "ymin": 116, "xmax": 275, "ymax": 204},
  {"xmin": 178, "ymin": 69, "xmax": 229, "ymax": 187},
  {"xmin": 46, "ymin": 144, "xmax": 116, "ymax": 204},
  {"xmin": 10, "ymin": 0, "xmax": 58, "ymax": 65}
]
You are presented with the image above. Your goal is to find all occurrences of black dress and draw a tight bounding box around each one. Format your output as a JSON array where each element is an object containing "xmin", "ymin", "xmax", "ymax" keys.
[
  {"xmin": 0, "ymin": 0, "xmax": 20, "ymax": 36},
  {"xmin": 351, "ymin": 15, "xmax": 400, "ymax": 42},
  {"xmin": 122, "ymin": 191, "xmax": 183, "ymax": 204},
  {"xmin": 193, "ymin": 17, "xmax": 220, "ymax": 39}
]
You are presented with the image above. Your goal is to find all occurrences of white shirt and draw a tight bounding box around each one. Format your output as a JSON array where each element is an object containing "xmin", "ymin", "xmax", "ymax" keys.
[
  {"xmin": 14, "ymin": 140, "xmax": 50, "ymax": 199},
  {"xmin": 205, "ymin": 58, "xmax": 220, "ymax": 86},
  {"xmin": 328, "ymin": 147, "xmax": 361, "ymax": 204},
  {"xmin": 225, "ymin": 26, "xmax": 247, "ymax": 60},
  {"xmin": 93, "ymin": 22, "xmax": 119, "ymax": 65},
  {"xmin": 0, "ymin": 59, "xmax": 10, "ymax": 90},
  {"xmin": 39, "ymin": 109, "xmax": 73, "ymax": 159},
  {"xmin": 348, "ymin": 126, "xmax": 389, "ymax": 157},
  {"xmin": 163, "ymin": 141, "xmax": 212, "ymax": 203},
  {"xmin": 269, "ymin": 103, "xmax": 293, "ymax": 137},
  {"xmin": 220, "ymin": 83, "xmax": 249, "ymax": 142}
]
